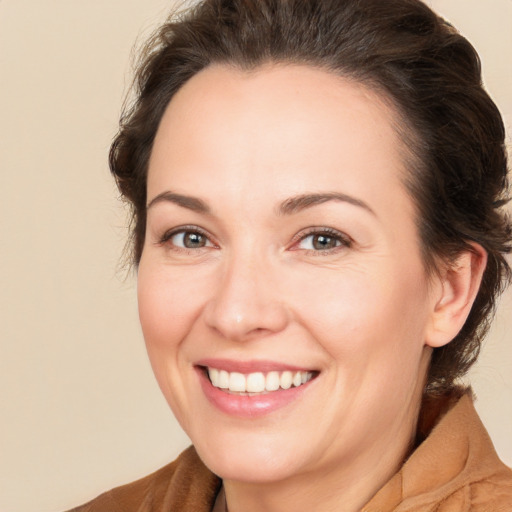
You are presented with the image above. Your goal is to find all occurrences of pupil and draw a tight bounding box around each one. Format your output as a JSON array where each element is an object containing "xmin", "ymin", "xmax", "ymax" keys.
[
  {"xmin": 184, "ymin": 232, "xmax": 205, "ymax": 248},
  {"xmin": 313, "ymin": 235, "xmax": 335, "ymax": 250}
]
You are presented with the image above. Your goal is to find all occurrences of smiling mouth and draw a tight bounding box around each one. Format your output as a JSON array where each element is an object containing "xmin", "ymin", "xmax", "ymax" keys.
[{"xmin": 202, "ymin": 367, "xmax": 318, "ymax": 395}]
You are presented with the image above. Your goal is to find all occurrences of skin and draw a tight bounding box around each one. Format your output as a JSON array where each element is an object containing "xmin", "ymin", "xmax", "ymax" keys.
[{"xmin": 137, "ymin": 64, "xmax": 486, "ymax": 512}]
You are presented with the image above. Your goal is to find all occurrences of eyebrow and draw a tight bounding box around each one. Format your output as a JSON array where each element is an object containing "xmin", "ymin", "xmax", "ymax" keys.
[
  {"xmin": 277, "ymin": 192, "xmax": 376, "ymax": 216},
  {"xmin": 147, "ymin": 191, "xmax": 211, "ymax": 214},
  {"xmin": 146, "ymin": 190, "xmax": 375, "ymax": 217}
]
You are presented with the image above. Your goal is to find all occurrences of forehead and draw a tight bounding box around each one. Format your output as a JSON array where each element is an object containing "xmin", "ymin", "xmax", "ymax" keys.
[
  {"xmin": 152, "ymin": 63, "xmax": 402, "ymax": 155},
  {"xmin": 148, "ymin": 63, "xmax": 414, "ymax": 222}
]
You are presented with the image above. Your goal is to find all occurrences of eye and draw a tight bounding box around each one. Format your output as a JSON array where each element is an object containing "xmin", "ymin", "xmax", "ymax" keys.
[
  {"xmin": 173, "ymin": 231, "xmax": 211, "ymax": 249},
  {"xmin": 299, "ymin": 233, "xmax": 339, "ymax": 250},
  {"xmin": 293, "ymin": 228, "xmax": 351, "ymax": 253},
  {"xmin": 160, "ymin": 227, "xmax": 214, "ymax": 250}
]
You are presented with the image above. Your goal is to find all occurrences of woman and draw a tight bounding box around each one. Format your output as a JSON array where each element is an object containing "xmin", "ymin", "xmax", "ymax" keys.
[{"xmin": 70, "ymin": 0, "xmax": 512, "ymax": 510}]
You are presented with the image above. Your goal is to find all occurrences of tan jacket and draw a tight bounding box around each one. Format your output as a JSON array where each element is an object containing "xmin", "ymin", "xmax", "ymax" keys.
[{"xmin": 68, "ymin": 392, "xmax": 512, "ymax": 511}]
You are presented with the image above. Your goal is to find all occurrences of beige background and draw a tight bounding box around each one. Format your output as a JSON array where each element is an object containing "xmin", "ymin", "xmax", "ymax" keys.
[{"xmin": 0, "ymin": 1, "xmax": 510, "ymax": 510}]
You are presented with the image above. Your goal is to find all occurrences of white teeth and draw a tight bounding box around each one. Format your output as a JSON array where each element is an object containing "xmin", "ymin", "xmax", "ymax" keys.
[
  {"xmin": 229, "ymin": 372, "xmax": 246, "ymax": 392},
  {"xmin": 218, "ymin": 370, "xmax": 229, "ymax": 389},
  {"xmin": 209, "ymin": 368, "xmax": 219, "ymax": 387},
  {"xmin": 265, "ymin": 371, "xmax": 280, "ymax": 391},
  {"xmin": 208, "ymin": 367, "xmax": 314, "ymax": 394},
  {"xmin": 246, "ymin": 372, "xmax": 266, "ymax": 393},
  {"xmin": 280, "ymin": 371, "xmax": 293, "ymax": 389}
]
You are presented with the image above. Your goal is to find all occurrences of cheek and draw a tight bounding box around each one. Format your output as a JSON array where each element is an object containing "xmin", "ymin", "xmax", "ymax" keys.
[
  {"xmin": 136, "ymin": 262, "xmax": 213, "ymax": 426},
  {"xmin": 137, "ymin": 262, "xmax": 209, "ymax": 348},
  {"xmin": 290, "ymin": 261, "xmax": 431, "ymax": 369}
]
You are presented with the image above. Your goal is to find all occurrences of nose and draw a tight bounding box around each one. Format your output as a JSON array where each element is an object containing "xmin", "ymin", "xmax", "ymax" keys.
[{"xmin": 203, "ymin": 252, "xmax": 290, "ymax": 342}]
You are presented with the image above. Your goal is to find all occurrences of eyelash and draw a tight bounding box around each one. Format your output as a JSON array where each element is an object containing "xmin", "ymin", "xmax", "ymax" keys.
[
  {"xmin": 157, "ymin": 225, "xmax": 215, "ymax": 254},
  {"xmin": 157, "ymin": 226, "xmax": 352, "ymax": 255},
  {"xmin": 290, "ymin": 227, "xmax": 352, "ymax": 255}
]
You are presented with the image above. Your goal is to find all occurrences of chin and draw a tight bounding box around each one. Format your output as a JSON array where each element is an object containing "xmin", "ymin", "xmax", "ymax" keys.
[{"xmin": 192, "ymin": 429, "xmax": 310, "ymax": 483}]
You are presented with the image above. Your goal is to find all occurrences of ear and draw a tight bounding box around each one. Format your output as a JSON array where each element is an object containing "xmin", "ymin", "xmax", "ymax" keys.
[{"xmin": 425, "ymin": 243, "xmax": 487, "ymax": 348}]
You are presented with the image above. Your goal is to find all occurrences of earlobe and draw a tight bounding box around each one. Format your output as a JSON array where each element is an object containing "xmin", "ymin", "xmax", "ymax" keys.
[{"xmin": 425, "ymin": 243, "xmax": 487, "ymax": 348}]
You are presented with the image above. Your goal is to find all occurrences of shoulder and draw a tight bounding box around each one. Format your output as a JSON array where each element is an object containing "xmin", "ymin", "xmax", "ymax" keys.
[
  {"xmin": 65, "ymin": 446, "xmax": 221, "ymax": 512},
  {"xmin": 410, "ymin": 393, "xmax": 512, "ymax": 511},
  {"xmin": 365, "ymin": 391, "xmax": 512, "ymax": 511},
  {"xmin": 433, "ymin": 466, "xmax": 512, "ymax": 512},
  {"xmin": 453, "ymin": 397, "xmax": 512, "ymax": 511},
  {"xmin": 467, "ymin": 466, "xmax": 512, "ymax": 511}
]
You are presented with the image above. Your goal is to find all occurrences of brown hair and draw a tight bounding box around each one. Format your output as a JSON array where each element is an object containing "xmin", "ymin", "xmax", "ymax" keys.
[{"xmin": 110, "ymin": 0, "xmax": 511, "ymax": 392}]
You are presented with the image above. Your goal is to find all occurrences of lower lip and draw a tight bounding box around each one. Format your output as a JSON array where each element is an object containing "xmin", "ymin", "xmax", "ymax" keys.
[{"xmin": 197, "ymin": 368, "xmax": 315, "ymax": 418}]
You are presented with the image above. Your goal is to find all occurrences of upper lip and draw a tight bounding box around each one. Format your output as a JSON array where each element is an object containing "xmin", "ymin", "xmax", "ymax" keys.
[{"xmin": 195, "ymin": 358, "xmax": 316, "ymax": 374}]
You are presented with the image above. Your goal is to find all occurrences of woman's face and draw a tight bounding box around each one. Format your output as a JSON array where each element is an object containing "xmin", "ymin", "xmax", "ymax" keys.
[{"xmin": 138, "ymin": 64, "xmax": 437, "ymax": 484}]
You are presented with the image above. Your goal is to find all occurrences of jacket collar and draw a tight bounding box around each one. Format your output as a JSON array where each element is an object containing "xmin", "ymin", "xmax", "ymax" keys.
[{"xmin": 362, "ymin": 389, "xmax": 508, "ymax": 511}]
